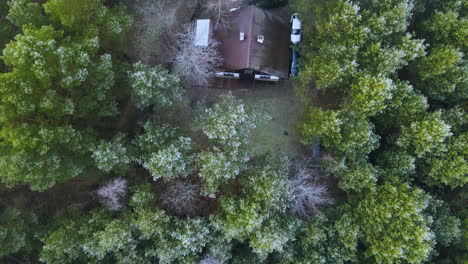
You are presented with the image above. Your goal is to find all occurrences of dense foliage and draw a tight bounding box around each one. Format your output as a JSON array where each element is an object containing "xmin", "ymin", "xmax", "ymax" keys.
[
  {"xmin": 0, "ymin": 0, "xmax": 466, "ymax": 263},
  {"xmin": 295, "ymin": 0, "xmax": 466, "ymax": 262}
]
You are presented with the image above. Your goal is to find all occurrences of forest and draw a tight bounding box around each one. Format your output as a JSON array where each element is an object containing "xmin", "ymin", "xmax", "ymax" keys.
[{"xmin": 0, "ymin": 0, "xmax": 466, "ymax": 263}]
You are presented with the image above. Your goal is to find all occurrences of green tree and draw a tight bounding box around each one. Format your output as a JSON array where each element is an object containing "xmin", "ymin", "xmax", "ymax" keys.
[
  {"xmin": 0, "ymin": 208, "xmax": 37, "ymax": 258},
  {"xmin": 6, "ymin": 0, "xmax": 46, "ymax": 28},
  {"xmin": 40, "ymin": 209, "xmax": 113, "ymax": 264},
  {"xmin": 0, "ymin": 24, "xmax": 118, "ymax": 190},
  {"xmin": 128, "ymin": 62, "xmax": 183, "ymax": 109},
  {"xmin": 298, "ymin": 107, "xmax": 342, "ymax": 148},
  {"xmin": 355, "ymin": 182, "xmax": 435, "ymax": 263},
  {"xmin": 130, "ymin": 185, "xmax": 212, "ymax": 264},
  {"xmin": 282, "ymin": 206, "xmax": 359, "ymax": 264},
  {"xmin": 43, "ymin": 0, "xmax": 132, "ymax": 39},
  {"xmin": 345, "ymin": 73, "xmax": 394, "ymax": 117},
  {"xmin": 197, "ymin": 149, "xmax": 245, "ymax": 197},
  {"xmin": 91, "ymin": 134, "xmax": 134, "ymax": 173},
  {"xmin": 194, "ymin": 93, "xmax": 266, "ymax": 196},
  {"xmin": 136, "ymin": 121, "xmax": 193, "ymax": 181},
  {"xmin": 414, "ymin": 45, "xmax": 465, "ymax": 98},
  {"xmin": 396, "ymin": 111, "xmax": 452, "ymax": 158},
  {"xmin": 295, "ymin": 0, "xmax": 365, "ymax": 92},
  {"xmin": 422, "ymin": 133, "xmax": 468, "ymax": 188},
  {"xmin": 326, "ymin": 157, "xmax": 378, "ymax": 192},
  {"xmin": 0, "ymin": 2, "xmax": 16, "ymax": 69},
  {"xmin": 426, "ymin": 199, "xmax": 461, "ymax": 247},
  {"xmin": 375, "ymin": 149, "xmax": 416, "ymax": 178},
  {"xmin": 375, "ymin": 81, "xmax": 428, "ymax": 130},
  {"xmin": 410, "ymin": 0, "xmax": 467, "ymax": 102}
]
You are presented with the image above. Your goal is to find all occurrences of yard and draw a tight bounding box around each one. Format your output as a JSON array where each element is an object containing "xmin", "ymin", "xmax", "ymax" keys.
[{"xmin": 180, "ymin": 80, "xmax": 306, "ymax": 158}]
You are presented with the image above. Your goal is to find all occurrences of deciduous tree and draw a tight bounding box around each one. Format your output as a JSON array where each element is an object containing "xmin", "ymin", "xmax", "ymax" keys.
[
  {"xmin": 355, "ymin": 182, "xmax": 435, "ymax": 263},
  {"xmin": 172, "ymin": 22, "xmax": 223, "ymax": 86},
  {"xmin": 128, "ymin": 62, "xmax": 183, "ymax": 109}
]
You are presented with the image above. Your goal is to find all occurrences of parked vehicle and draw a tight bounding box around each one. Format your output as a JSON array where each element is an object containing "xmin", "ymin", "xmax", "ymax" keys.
[
  {"xmin": 290, "ymin": 48, "xmax": 299, "ymax": 76},
  {"xmin": 290, "ymin": 13, "xmax": 301, "ymax": 44}
]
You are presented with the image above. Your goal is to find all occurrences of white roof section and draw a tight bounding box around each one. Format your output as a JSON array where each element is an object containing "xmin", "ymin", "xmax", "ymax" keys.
[{"xmin": 195, "ymin": 19, "xmax": 210, "ymax": 47}]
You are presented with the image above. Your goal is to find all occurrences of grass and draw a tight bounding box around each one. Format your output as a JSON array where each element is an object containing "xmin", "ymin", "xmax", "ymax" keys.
[{"xmin": 240, "ymin": 82, "xmax": 304, "ymax": 157}]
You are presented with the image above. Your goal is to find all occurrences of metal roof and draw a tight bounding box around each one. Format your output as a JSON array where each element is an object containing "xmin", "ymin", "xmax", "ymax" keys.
[
  {"xmin": 195, "ymin": 19, "xmax": 211, "ymax": 47},
  {"xmin": 213, "ymin": 6, "xmax": 290, "ymax": 79}
]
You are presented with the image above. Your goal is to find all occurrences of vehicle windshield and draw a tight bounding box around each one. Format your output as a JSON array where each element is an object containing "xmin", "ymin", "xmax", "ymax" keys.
[{"xmin": 292, "ymin": 29, "xmax": 301, "ymax": 35}]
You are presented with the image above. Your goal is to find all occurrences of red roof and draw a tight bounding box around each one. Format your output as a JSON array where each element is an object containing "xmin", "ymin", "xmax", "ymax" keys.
[{"xmin": 213, "ymin": 6, "xmax": 290, "ymax": 79}]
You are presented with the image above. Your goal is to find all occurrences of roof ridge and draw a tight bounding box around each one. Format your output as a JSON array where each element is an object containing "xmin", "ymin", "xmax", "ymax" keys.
[{"xmin": 246, "ymin": 6, "xmax": 254, "ymax": 69}]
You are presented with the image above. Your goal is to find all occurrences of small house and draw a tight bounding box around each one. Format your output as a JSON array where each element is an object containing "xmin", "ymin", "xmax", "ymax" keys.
[{"xmin": 196, "ymin": 6, "xmax": 290, "ymax": 84}]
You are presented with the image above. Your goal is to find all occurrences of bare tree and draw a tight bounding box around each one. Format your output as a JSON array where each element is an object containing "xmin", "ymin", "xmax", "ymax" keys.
[
  {"xmin": 96, "ymin": 178, "xmax": 128, "ymax": 211},
  {"xmin": 200, "ymin": 254, "xmax": 220, "ymax": 264},
  {"xmin": 204, "ymin": 0, "xmax": 244, "ymax": 29},
  {"xmin": 131, "ymin": 0, "xmax": 179, "ymax": 64},
  {"xmin": 159, "ymin": 180, "xmax": 202, "ymax": 217},
  {"xmin": 172, "ymin": 22, "xmax": 223, "ymax": 87},
  {"xmin": 289, "ymin": 159, "xmax": 333, "ymax": 219}
]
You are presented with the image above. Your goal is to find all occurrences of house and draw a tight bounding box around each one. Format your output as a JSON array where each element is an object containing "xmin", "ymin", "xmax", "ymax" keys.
[{"xmin": 196, "ymin": 6, "xmax": 290, "ymax": 84}]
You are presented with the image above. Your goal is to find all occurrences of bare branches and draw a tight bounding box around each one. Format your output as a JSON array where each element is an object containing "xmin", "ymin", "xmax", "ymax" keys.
[
  {"xmin": 204, "ymin": 0, "xmax": 243, "ymax": 29},
  {"xmin": 97, "ymin": 178, "xmax": 128, "ymax": 211},
  {"xmin": 131, "ymin": 0, "xmax": 178, "ymax": 64},
  {"xmin": 289, "ymin": 159, "xmax": 333, "ymax": 219},
  {"xmin": 134, "ymin": 0, "xmax": 176, "ymax": 30},
  {"xmin": 172, "ymin": 22, "xmax": 223, "ymax": 86},
  {"xmin": 159, "ymin": 180, "xmax": 202, "ymax": 217},
  {"xmin": 200, "ymin": 254, "xmax": 220, "ymax": 264}
]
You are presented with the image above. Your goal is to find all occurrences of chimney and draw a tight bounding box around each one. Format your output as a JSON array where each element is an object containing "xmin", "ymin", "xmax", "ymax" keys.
[{"xmin": 257, "ymin": 35, "xmax": 264, "ymax": 43}]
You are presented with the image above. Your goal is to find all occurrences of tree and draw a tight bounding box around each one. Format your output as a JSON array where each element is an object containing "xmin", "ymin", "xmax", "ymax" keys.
[
  {"xmin": 91, "ymin": 134, "xmax": 133, "ymax": 173},
  {"xmin": 204, "ymin": 0, "xmax": 243, "ymax": 28},
  {"xmin": 298, "ymin": 107, "xmax": 342, "ymax": 148},
  {"xmin": 422, "ymin": 133, "xmax": 468, "ymax": 188},
  {"xmin": 424, "ymin": 10, "xmax": 466, "ymax": 47},
  {"xmin": 413, "ymin": 44, "xmax": 465, "ymax": 100},
  {"xmin": 136, "ymin": 121, "xmax": 193, "ymax": 181},
  {"xmin": 40, "ymin": 209, "xmax": 113, "ymax": 264},
  {"xmin": 155, "ymin": 218, "xmax": 212, "ymax": 264},
  {"xmin": 325, "ymin": 157, "xmax": 378, "ymax": 192},
  {"xmin": 396, "ymin": 111, "xmax": 452, "ymax": 158},
  {"xmin": 159, "ymin": 180, "xmax": 203, "ymax": 217},
  {"xmin": 294, "ymin": 0, "xmax": 365, "ymax": 92},
  {"xmin": 240, "ymin": 154, "xmax": 293, "ymax": 213},
  {"xmin": 359, "ymin": 33, "xmax": 426, "ymax": 76},
  {"xmin": 6, "ymin": 0, "xmax": 46, "ymax": 28},
  {"xmin": 96, "ymin": 177, "xmax": 128, "ymax": 211},
  {"xmin": 0, "ymin": 208, "xmax": 37, "ymax": 258},
  {"xmin": 355, "ymin": 182, "xmax": 435, "ymax": 263},
  {"xmin": 283, "ymin": 206, "xmax": 359, "ymax": 264},
  {"xmin": 409, "ymin": 0, "xmax": 467, "ymax": 102},
  {"xmin": 128, "ymin": 62, "xmax": 183, "ymax": 109},
  {"xmin": 43, "ymin": 0, "xmax": 132, "ymax": 39},
  {"xmin": 375, "ymin": 149, "xmax": 416, "ymax": 178},
  {"xmin": 426, "ymin": 199, "xmax": 461, "ymax": 247},
  {"xmin": 194, "ymin": 93, "xmax": 266, "ymax": 196},
  {"xmin": 345, "ymin": 73, "xmax": 395, "ymax": 117},
  {"xmin": 172, "ymin": 22, "xmax": 223, "ymax": 86},
  {"xmin": 248, "ymin": 215, "xmax": 301, "ymax": 260},
  {"xmin": 362, "ymin": 0, "xmax": 414, "ymax": 38},
  {"xmin": 197, "ymin": 150, "xmax": 245, "ymax": 197},
  {"xmin": 375, "ymin": 81, "xmax": 428, "ymax": 129},
  {"xmin": 194, "ymin": 93, "xmax": 264, "ymax": 148},
  {"xmin": 0, "ymin": 24, "xmax": 118, "ymax": 190},
  {"xmin": 299, "ymin": 108, "xmax": 379, "ymax": 157},
  {"xmin": 142, "ymin": 136, "xmax": 193, "ymax": 180},
  {"xmin": 131, "ymin": 0, "xmax": 176, "ymax": 64},
  {"xmin": 289, "ymin": 159, "xmax": 333, "ymax": 219}
]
